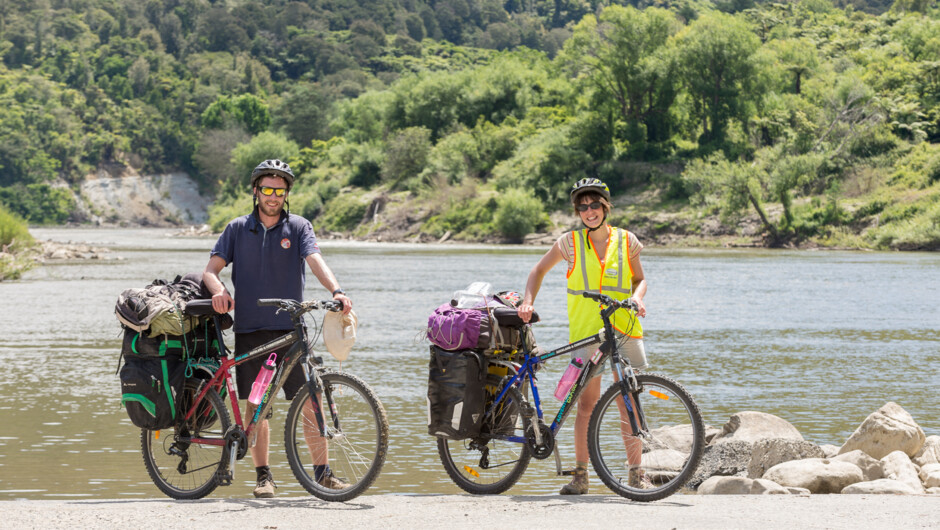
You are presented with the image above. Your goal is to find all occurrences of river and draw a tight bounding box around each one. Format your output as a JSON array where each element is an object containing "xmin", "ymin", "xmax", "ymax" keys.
[{"xmin": 0, "ymin": 228, "xmax": 937, "ymax": 500}]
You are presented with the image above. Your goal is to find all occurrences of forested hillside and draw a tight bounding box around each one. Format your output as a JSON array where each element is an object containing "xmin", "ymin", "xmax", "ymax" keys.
[{"xmin": 1, "ymin": 0, "xmax": 938, "ymax": 250}]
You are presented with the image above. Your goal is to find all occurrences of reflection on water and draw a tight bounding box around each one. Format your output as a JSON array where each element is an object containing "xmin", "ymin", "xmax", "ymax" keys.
[{"xmin": 0, "ymin": 228, "xmax": 938, "ymax": 499}]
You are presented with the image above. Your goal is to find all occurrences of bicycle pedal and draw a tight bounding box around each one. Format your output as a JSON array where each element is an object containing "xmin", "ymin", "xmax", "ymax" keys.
[
  {"xmin": 216, "ymin": 470, "xmax": 233, "ymax": 486},
  {"xmin": 560, "ymin": 470, "xmax": 576, "ymax": 476}
]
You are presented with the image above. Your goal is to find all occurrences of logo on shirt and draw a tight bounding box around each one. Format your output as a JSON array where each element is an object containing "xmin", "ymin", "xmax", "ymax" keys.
[{"xmin": 281, "ymin": 238, "xmax": 291, "ymax": 249}]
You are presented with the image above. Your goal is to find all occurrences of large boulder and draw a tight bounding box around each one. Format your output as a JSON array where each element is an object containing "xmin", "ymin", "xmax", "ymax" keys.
[
  {"xmin": 841, "ymin": 479, "xmax": 921, "ymax": 495},
  {"xmin": 698, "ymin": 476, "xmax": 789, "ymax": 495},
  {"xmin": 648, "ymin": 424, "xmax": 700, "ymax": 454},
  {"xmin": 750, "ymin": 478, "xmax": 791, "ymax": 495},
  {"xmin": 686, "ymin": 440, "xmax": 753, "ymax": 490},
  {"xmin": 698, "ymin": 476, "xmax": 753, "ymax": 494},
  {"xmin": 913, "ymin": 435, "xmax": 940, "ymax": 467},
  {"xmin": 642, "ymin": 448, "xmax": 690, "ymax": 484},
  {"xmin": 711, "ymin": 411, "xmax": 803, "ymax": 444},
  {"xmin": 920, "ymin": 463, "xmax": 940, "ymax": 489},
  {"xmin": 880, "ymin": 450, "xmax": 924, "ymax": 493},
  {"xmin": 831, "ymin": 449, "xmax": 884, "ymax": 481},
  {"xmin": 762, "ymin": 458, "xmax": 864, "ymax": 494},
  {"xmin": 838, "ymin": 402, "xmax": 925, "ymax": 460},
  {"xmin": 747, "ymin": 438, "xmax": 826, "ymax": 479}
]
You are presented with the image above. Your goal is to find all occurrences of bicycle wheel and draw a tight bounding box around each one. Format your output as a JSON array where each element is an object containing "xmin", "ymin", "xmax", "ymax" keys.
[
  {"xmin": 437, "ymin": 375, "xmax": 531, "ymax": 494},
  {"xmin": 588, "ymin": 373, "xmax": 704, "ymax": 502},
  {"xmin": 141, "ymin": 382, "xmax": 231, "ymax": 499},
  {"xmin": 284, "ymin": 371, "xmax": 389, "ymax": 502}
]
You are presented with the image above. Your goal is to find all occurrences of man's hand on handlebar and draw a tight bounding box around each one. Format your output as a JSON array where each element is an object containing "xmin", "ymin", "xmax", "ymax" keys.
[
  {"xmin": 333, "ymin": 293, "xmax": 352, "ymax": 314},
  {"xmin": 211, "ymin": 289, "xmax": 234, "ymax": 314}
]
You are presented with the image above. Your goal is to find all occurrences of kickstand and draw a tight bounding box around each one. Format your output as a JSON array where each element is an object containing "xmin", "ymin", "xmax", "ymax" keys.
[{"xmin": 553, "ymin": 444, "xmax": 574, "ymax": 476}]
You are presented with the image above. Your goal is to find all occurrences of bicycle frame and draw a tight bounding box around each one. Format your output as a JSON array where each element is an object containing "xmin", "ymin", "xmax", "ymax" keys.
[
  {"xmin": 486, "ymin": 302, "xmax": 646, "ymax": 447},
  {"xmin": 181, "ymin": 312, "xmax": 332, "ymax": 451}
]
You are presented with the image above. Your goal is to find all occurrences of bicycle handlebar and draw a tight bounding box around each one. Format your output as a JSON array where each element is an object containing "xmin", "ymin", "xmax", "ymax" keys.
[
  {"xmin": 580, "ymin": 292, "xmax": 638, "ymax": 311},
  {"xmin": 257, "ymin": 298, "xmax": 343, "ymax": 315}
]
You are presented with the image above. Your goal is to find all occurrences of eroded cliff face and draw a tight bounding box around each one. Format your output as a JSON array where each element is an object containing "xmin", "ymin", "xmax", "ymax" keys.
[{"xmin": 74, "ymin": 170, "xmax": 210, "ymax": 226}]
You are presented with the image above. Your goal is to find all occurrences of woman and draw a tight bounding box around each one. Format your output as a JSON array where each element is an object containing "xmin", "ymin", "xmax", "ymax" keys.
[{"xmin": 517, "ymin": 177, "xmax": 649, "ymax": 495}]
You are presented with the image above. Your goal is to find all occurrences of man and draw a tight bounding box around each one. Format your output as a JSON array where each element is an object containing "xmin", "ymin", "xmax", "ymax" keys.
[{"xmin": 203, "ymin": 158, "xmax": 353, "ymax": 498}]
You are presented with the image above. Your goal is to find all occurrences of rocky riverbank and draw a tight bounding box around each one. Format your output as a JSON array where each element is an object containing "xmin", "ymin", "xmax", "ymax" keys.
[{"xmin": 691, "ymin": 402, "xmax": 939, "ymax": 495}]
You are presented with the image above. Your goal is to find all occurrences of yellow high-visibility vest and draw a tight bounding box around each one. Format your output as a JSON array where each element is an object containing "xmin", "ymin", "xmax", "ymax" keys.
[{"xmin": 566, "ymin": 227, "xmax": 643, "ymax": 342}]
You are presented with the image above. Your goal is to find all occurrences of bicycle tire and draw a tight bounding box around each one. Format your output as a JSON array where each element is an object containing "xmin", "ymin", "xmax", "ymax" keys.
[
  {"xmin": 437, "ymin": 375, "xmax": 532, "ymax": 494},
  {"xmin": 588, "ymin": 372, "xmax": 704, "ymax": 502},
  {"xmin": 141, "ymin": 382, "xmax": 231, "ymax": 500},
  {"xmin": 284, "ymin": 371, "xmax": 389, "ymax": 502}
]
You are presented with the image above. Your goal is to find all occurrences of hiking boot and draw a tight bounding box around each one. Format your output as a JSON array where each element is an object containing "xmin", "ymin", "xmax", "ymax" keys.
[
  {"xmin": 628, "ymin": 467, "xmax": 653, "ymax": 489},
  {"xmin": 559, "ymin": 468, "xmax": 589, "ymax": 495},
  {"xmin": 253, "ymin": 474, "xmax": 277, "ymax": 498},
  {"xmin": 317, "ymin": 471, "xmax": 350, "ymax": 490}
]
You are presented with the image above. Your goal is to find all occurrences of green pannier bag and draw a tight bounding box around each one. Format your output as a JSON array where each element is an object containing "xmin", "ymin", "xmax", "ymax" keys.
[{"xmin": 119, "ymin": 329, "xmax": 186, "ymax": 430}]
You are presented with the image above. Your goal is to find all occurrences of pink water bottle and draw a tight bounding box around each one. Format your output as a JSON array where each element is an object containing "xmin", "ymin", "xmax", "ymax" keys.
[
  {"xmin": 554, "ymin": 357, "xmax": 584, "ymax": 400},
  {"xmin": 248, "ymin": 353, "xmax": 277, "ymax": 405}
]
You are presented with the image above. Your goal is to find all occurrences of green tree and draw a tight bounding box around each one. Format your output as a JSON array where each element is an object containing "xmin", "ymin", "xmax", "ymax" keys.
[
  {"xmin": 382, "ymin": 126, "xmax": 432, "ymax": 189},
  {"xmin": 676, "ymin": 11, "xmax": 763, "ymax": 151},
  {"xmin": 272, "ymin": 83, "xmax": 331, "ymax": 147},
  {"xmin": 201, "ymin": 94, "xmax": 270, "ymax": 135},
  {"xmin": 229, "ymin": 132, "xmax": 300, "ymax": 194},
  {"xmin": 560, "ymin": 6, "xmax": 681, "ymax": 156},
  {"xmin": 494, "ymin": 187, "xmax": 545, "ymax": 241}
]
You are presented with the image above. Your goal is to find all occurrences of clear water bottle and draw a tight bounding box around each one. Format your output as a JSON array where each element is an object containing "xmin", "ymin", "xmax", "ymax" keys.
[
  {"xmin": 554, "ymin": 357, "xmax": 584, "ymax": 400},
  {"xmin": 248, "ymin": 353, "xmax": 277, "ymax": 405},
  {"xmin": 450, "ymin": 281, "xmax": 493, "ymax": 308}
]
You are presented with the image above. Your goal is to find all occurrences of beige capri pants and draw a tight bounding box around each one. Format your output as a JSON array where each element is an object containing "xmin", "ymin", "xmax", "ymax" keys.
[{"xmin": 570, "ymin": 332, "xmax": 648, "ymax": 372}]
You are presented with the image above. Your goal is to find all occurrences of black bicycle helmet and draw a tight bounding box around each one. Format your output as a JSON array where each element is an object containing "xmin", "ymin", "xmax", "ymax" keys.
[
  {"xmin": 250, "ymin": 159, "xmax": 295, "ymax": 190},
  {"xmin": 569, "ymin": 177, "xmax": 611, "ymax": 205}
]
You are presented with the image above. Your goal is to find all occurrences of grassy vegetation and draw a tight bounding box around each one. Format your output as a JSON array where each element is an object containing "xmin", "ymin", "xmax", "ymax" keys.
[{"xmin": 0, "ymin": 204, "xmax": 36, "ymax": 280}]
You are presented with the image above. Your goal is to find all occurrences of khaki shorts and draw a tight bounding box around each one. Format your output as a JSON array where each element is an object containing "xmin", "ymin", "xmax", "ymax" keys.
[{"xmin": 571, "ymin": 334, "xmax": 648, "ymax": 371}]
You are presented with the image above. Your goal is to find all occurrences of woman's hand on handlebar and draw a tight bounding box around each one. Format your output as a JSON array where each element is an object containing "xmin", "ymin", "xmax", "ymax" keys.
[
  {"xmin": 632, "ymin": 297, "xmax": 647, "ymax": 318},
  {"xmin": 518, "ymin": 301, "xmax": 535, "ymax": 323}
]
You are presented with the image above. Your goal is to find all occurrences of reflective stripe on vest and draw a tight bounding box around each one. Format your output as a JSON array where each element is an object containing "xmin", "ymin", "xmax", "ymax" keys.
[{"xmin": 566, "ymin": 227, "xmax": 643, "ymax": 342}]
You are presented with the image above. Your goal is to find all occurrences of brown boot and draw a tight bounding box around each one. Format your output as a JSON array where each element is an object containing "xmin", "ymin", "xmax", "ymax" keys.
[
  {"xmin": 559, "ymin": 468, "xmax": 589, "ymax": 495},
  {"xmin": 628, "ymin": 467, "xmax": 653, "ymax": 489}
]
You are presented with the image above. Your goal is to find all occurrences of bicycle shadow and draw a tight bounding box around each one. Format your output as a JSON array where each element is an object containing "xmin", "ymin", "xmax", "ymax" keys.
[
  {"xmin": 70, "ymin": 497, "xmax": 377, "ymax": 512},
  {"xmin": 505, "ymin": 494, "xmax": 694, "ymax": 508}
]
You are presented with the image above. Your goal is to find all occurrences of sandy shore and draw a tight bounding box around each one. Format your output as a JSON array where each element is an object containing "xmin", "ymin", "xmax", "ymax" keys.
[{"xmin": 1, "ymin": 494, "xmax": 938, "ymax": 529}]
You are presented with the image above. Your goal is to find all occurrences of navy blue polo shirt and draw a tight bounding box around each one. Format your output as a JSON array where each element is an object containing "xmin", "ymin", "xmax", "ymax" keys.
[{"xmin": 211, "ymin": 209, "xmax": 320, "ymax": 333}]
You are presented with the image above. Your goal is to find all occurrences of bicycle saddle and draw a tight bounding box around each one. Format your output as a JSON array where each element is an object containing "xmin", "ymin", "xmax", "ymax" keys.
[
  {"xmin": 490, "ymin": 305, "xmax": 539, "ymax": 327},
  {"xmin": 183, "ymin": 299, "xmax": 234, "ymax": 329}
]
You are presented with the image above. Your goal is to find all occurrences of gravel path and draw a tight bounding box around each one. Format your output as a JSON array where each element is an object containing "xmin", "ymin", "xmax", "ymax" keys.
[{"xmin": 2, "ymin": 494, "xmax": 937, "ymax": 529}]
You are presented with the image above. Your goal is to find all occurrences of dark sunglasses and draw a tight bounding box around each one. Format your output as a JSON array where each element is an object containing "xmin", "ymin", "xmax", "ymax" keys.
[
  {"xmin": 258, "ymin": 186, "xmax": 287, "ymax": 197},
  {"xmin": 576, "ymin": 202, "xmax": 603, "ymax": 212}
]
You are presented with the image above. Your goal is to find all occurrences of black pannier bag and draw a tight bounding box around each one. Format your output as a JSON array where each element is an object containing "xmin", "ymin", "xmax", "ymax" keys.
[
  {"xmin": 427, "ymin": 346, "xmax": 487, "ymax": 439},
  {"xmin": 119, "ymin": 329, "xmax": 186, "ymax": 430}
]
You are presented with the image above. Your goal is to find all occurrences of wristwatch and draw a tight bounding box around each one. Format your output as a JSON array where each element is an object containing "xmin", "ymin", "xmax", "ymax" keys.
[{"xmin": 332, "ymin": 288, "xmax": 345, "ymax": 296}]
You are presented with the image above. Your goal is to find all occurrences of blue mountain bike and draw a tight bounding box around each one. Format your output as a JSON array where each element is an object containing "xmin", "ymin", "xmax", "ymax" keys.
[{"xmin": 437, "ymin": 292, "xmax": 705, "ymax": 501}]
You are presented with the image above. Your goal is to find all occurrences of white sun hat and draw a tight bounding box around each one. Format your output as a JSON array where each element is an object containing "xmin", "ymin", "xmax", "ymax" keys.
[{"xmin": 322, "ymin": 309, "xmax": 358, "ymax": 361}]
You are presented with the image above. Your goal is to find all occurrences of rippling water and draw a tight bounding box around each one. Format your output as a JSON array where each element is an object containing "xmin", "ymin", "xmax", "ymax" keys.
[{"xmin": 0, "ymin": 228, "xmax": 937, "ymax": 500}]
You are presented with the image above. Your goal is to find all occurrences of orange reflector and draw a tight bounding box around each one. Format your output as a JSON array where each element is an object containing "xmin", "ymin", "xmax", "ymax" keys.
[
  {"xmin": 464, "ymin": 466, "xmax": 480, "ymax": 477},
  {"xmin": 649, "ymin": 390, "xmax": 669, "ymax": 400},
  {"xmin": 155, "ymin": 430, "xmax": 160, "ymax": 439}
]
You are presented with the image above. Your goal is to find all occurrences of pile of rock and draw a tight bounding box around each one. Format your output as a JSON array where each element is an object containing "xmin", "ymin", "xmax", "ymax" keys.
[
  {"xmin": 37, "ymin": 240, "xmax": 115, "ymax": 261},
  {"xmin": 692, "ymin": 402, "xmax": 939, "ymax": 495}
]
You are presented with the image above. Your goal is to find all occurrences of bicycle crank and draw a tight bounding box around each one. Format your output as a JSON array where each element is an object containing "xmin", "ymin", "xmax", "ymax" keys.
[{"xmin": 525, "ymin": 422, "xmax": 554, "ymax": 460}]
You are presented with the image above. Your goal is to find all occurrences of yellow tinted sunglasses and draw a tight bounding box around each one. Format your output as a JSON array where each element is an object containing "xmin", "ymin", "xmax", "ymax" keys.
[{"xmin": 258, "ymin": 186, "xmax": 287, "ymax": 197}]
